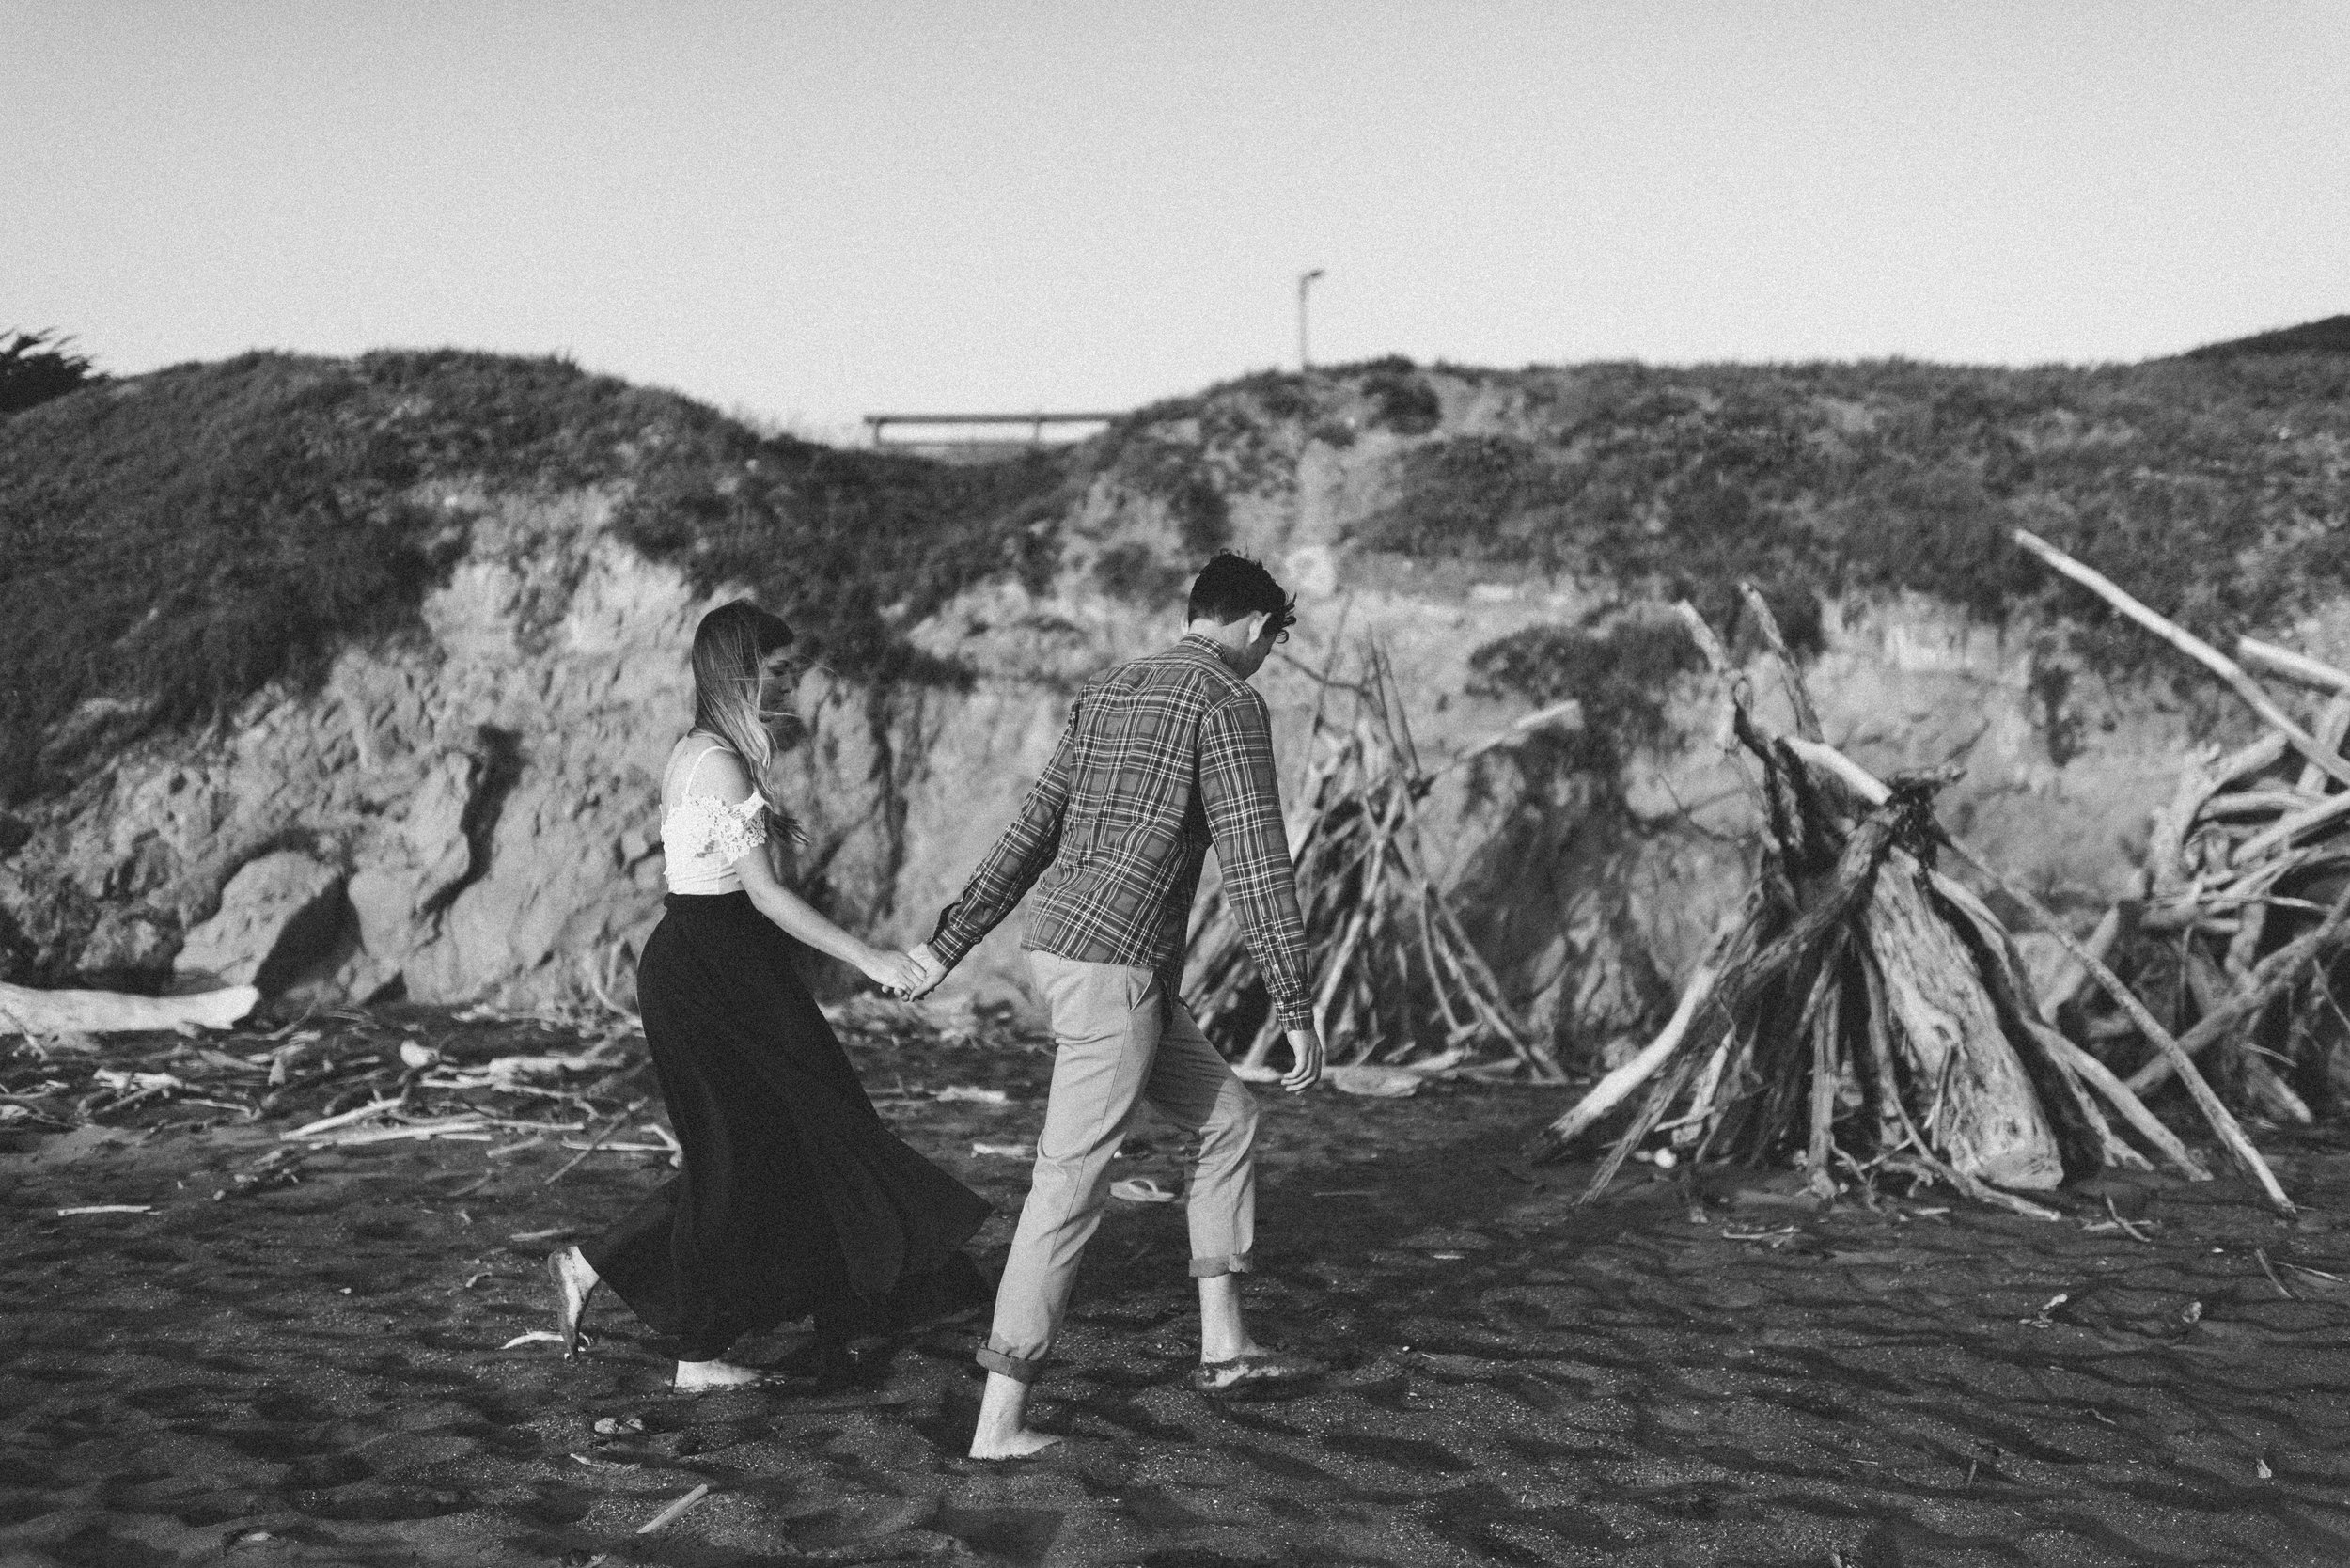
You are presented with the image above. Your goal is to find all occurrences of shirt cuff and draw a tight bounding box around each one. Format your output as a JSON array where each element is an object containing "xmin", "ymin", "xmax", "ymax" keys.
[
  {"xmin": 1271, "ymin": 993, "xmax": 1316, "ymax": 1031},
  {"xmin": 927, "ymin": 915, "xmax": 977, "ymax": 970}
]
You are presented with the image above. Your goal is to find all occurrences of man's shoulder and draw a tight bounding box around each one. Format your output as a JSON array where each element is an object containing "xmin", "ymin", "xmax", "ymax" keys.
[{"xmin": 1093, "ymin": 640, "xmax": 1254, "ymax": 710}]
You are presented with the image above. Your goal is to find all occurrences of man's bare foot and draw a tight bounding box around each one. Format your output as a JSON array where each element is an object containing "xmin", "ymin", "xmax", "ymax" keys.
[
  {"xmin": 967, "ymin": 1369, "xmax": 1059, "ymax": 1459},
  {"xmin": 969, "ymin": 1427, "xmax": 1061, "ymax": 1460},
  {"xmin": 672, "ymin": 1358, "xmax": 767, "ymax": 1392},
  {"xmin": 546, "ymin": 1247, "xmax": 598, "ymax": 1356},
  {"xmin": 1191, "ymin": 1347, "xmax": 1322, "ymax": 1393}
]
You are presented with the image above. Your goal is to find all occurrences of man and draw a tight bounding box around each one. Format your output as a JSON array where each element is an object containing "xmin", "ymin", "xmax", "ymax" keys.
[{"xmin": 910, "ymin": 550, "xmax": 1324, "ymax": 1459}]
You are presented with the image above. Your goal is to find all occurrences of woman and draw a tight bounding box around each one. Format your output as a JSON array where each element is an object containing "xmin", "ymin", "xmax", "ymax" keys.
[{"xmin": 548, "ymin": 601, "xmax": 992, "ymax": 1392}]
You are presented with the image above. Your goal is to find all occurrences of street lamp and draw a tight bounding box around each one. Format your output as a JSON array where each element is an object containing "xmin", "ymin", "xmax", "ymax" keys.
[{"xmin": 1297, "ymin": 269, "xmax": 1324, "ymax": 371}]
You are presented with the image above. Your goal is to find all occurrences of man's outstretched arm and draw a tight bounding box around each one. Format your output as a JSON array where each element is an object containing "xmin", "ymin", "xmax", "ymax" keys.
[
  {"xmin": 917, "ymin": 698, "xmax": 1081, "ymax": 983},
  {"xmin": 1197, "ymin": 688, "xmax": 1322, "ymax": 1090}
]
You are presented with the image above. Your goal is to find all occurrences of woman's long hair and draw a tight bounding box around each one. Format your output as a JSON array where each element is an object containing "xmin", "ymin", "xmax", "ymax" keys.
[{"xmin": 688, "ymin": 600, "xmax": 804, "ymax": 846}]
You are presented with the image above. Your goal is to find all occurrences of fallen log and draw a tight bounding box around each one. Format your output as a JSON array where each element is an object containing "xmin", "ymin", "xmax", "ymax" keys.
[{"xmin": 0, "ymin": 981, "xmax": 258, "ymax": 1037}]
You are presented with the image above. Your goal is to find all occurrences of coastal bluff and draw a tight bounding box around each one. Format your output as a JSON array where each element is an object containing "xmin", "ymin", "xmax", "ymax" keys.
[{"xmin": 4, "ymin": 347, "xmax": 2344, "ymax": 1067}]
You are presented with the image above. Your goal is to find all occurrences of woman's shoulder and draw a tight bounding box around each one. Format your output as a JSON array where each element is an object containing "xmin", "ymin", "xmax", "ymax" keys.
[{"xmin": 666, "ymin": 733, "xmax": 754, "ymax": 800}]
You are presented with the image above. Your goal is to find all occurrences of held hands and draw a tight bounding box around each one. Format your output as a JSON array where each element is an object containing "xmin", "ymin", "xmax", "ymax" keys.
[
  {"xmin": 860, "ymin": 942, "xmax": 948, "ymax": 1000},
  {"xmin": 1280, "ymin": 1026, "xmax": 1324, "ymax": 1093},
  {"xmin": 905, "ymin": 942, "xmax": 948, "ymax": 999},
  {"xmin": 861, "ymin": 947, "xmax": 931, "ymax": 998}
]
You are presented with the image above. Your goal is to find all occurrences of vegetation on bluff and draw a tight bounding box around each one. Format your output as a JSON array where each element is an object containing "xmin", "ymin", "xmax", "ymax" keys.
[
  {"xmin": 0, "ymin": 351, "xmax": 1071, "ymax": 803},
  {"xmin": 1351, "ymin": 355, "xmax": 2350, "ymax": 676},
  {"xmin": 4, "ymin": 337, "xmax": 2343, "ymax": 807}
]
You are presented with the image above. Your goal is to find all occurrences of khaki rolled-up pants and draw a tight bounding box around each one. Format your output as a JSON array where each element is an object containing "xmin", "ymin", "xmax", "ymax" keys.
[{"xmin": 975, "ymin": 951, "xmax": 1260, "ymax": 1384}]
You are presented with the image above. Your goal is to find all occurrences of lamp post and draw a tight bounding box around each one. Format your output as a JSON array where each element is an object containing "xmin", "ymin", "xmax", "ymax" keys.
[{"xmin": 1297, "ymin": 269, "xmax": 1324, "ymax": 371}]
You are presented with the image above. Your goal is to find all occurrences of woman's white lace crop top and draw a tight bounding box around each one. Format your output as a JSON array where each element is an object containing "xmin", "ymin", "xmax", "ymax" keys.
[{"xmin": 659, "ymin": 742, "xmax": 768, "ymax": 895}]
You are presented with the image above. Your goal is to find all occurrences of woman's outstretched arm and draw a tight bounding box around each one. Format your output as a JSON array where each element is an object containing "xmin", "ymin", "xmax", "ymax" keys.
[{"xmin": 696, "ymin": 751, "xmax": 927, "ymax": 994}]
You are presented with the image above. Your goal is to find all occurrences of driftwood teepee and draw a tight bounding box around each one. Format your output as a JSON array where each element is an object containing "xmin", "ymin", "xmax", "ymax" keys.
[
  {"xmin": 2013, "ymin": 529, "xmax": 2350, "ymax": 1130},
  {"xmin": 1531, "ymin": 588, "xmax": 2295, "ymax": 1218},
  {"xmin": 1184, "ymin": 641, "xmax": 1568, "ymax": 1081}
]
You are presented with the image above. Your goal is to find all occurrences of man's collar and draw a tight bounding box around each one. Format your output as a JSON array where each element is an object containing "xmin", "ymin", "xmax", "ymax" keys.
[{"xmin": 1178, "ymin": 630, "xmax": 1245, "ymax": 672}]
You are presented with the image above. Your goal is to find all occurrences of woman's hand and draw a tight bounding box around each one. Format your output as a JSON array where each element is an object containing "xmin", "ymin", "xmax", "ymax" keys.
[{"xmin": 861, "ymin": 948, "xmax": 930, "ymax": 997}]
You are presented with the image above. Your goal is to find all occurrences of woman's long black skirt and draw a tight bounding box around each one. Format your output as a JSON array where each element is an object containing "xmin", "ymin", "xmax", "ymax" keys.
[{"xmin": 582, "ymin": 891, "xmax": 992, "ymax": 1361}]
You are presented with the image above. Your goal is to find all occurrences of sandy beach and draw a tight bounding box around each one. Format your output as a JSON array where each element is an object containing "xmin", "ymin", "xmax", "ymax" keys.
[{"xmin": 5, "ymin": 1007, "xmax": 2349, "ymax": 1567}]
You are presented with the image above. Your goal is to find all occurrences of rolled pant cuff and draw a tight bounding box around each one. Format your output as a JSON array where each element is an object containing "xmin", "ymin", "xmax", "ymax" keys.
[
  {"xmin": 1188, "ymin": 1251, "xmax": 1255, "ymax": 1278},
  {"xmin": 976, "ymin": 1343, "xmax": 1048, "ymax": 1384}
]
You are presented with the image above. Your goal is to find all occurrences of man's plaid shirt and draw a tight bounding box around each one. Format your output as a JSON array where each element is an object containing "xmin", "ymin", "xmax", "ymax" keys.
[{"xmin": 928, "ymin": 634, "xmax": 1316, "ymax": 1029}]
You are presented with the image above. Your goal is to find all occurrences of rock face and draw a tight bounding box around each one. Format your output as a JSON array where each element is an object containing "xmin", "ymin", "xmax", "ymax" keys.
[
  {"xmin": 175, "ymin": 852, "xmax": 344, "ymax": 993},
  {"xmin": 4, "ymin": 374, "xmax": 2338, "ymax": 1067}
]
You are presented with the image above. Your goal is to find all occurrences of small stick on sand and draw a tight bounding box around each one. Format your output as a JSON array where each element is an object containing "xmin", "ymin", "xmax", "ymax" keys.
[
  {"xmin": 635, "ymin": 1482, "xmax": 713, "ymax": 1534},
  {"xmin": 543, "ymin": 1097, "xmax": 649, "ymax": 1185},
  {"xmin": 2104, "ymin": 1195, "xmax": 2153, "ymax": 1244}
]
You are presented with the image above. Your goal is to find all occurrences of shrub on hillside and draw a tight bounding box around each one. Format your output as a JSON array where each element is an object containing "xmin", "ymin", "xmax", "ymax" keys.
[
  {"xmin": 1467, "ymin": 618, "xmax": 1709, "ymax": 772},
  {"xmin": 1357, "ymin": 358, "xmax": 1442, "ymax": 435},
  {"xmin": 1, "ymin": 329, "xmax": 98, "ymax": 416}
]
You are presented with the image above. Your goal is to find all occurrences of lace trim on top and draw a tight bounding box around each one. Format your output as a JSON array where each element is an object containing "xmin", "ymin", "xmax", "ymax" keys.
[{"xmin": 661, "ymin": 793, "xmax": 768, "ymax": 867}]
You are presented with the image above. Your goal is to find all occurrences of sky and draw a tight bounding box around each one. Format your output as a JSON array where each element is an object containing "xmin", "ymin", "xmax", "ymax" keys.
[{"xmin": 9, "ymin": 1, "xmax": 2348, "ymax": 437}]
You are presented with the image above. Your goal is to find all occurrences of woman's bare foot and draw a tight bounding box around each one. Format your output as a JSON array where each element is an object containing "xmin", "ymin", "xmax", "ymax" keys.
[
  {"xmin": 672, "ymin": 1358, "xmax": 768, "ymax": 1392},
  {"xmin": 546, "ymin": 1247, "xmax": 598, "ymax": 1357}
]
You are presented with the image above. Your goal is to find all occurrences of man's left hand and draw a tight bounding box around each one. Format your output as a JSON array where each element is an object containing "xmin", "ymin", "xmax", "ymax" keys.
[
  {"xmin": 906, "ymin": 942, "xmax": 948, "ymax": 999},
  {"xmin": 1279, "ymin": 1026, "xmax": 1324, "ymax": 1093}
]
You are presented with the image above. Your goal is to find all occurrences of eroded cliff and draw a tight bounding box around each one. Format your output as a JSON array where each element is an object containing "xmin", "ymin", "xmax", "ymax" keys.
[{"xmin": 4, "ymin": 350, "xmax": 2344, "ymax": 1066}]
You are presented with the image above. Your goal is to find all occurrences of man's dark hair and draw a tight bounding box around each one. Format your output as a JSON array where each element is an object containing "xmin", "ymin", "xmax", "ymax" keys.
[{"xmin": 1186, "ymin": 551, "xmax": 1296, "ymax": 642}]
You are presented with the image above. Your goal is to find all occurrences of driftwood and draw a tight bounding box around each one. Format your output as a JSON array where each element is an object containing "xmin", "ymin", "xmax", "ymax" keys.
[
  {"xmin": 1528, "ymin": 603, "xmax": 2193, "ymax": 1216},
  {"xmin": 2124, "ymin": 885, "xmax": 2350, "ymax": 1097},
  {"xmin": 1935, "ymin": 833, "xmax": 2291, "ymax": 1214},
  {"xmin": 0, "ymin": 965, "xmax": 673, "ymax": 1147},
  {"xmin": 2015, "ymin": 529, "xmax": 2350, "ymax": 790},
  {"xmin": 2241, "ymin": 635, "xmax": 2350, "ymax": 696},
  {"xmin": 1538, "ymin": 905, "xmax": 1746, "ymax": 1149},
  {"xmin": 1186, "ymin": 641, "xmax": 1568, "ymax": 1079},
  {"xmin": 2012, "ymin": 529, "xmax": 2350, "ymax": 1208},
  {"xmin": 0, "ymin": 980, "xmax": 258, "ymax": 1037},
  {"xmin": 1767, "ymin": 729, "xmax": 2284, "ymax": 1209}
]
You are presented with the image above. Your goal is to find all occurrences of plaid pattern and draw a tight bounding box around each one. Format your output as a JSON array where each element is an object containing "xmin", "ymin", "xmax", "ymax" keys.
[{"xmin": 929, "ymin": 635, "xmax": 1315, "ymax": 1029}]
